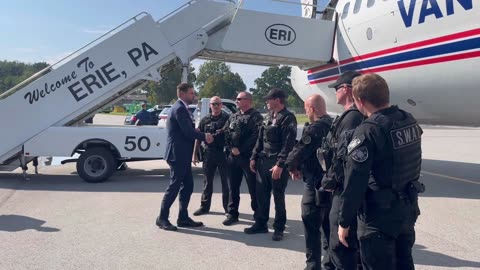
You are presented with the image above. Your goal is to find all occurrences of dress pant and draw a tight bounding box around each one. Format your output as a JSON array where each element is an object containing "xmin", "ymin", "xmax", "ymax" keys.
[
  {"xmin": 227, "ymin": 154, "xmax": 257, "ymax": 219},
  {"xmin": 200, "ymin": 149, "xmax": 229, "ymax": 212},
  {"xmin": 255, "ymin": 156, "xmax": 288, "ymax": 231},
  {"xmin": 159, "ymin": 160, "xmax": 193, "ymax": 221}
]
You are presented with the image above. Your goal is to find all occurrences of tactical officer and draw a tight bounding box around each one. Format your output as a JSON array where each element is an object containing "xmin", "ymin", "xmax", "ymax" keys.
[
  {"xmin": 286, "ymin": 94, "xmax": 335, "ymax": 270},
  {"xmin": 338, "ymin": 73, "xmax": 424, "ymax": 270},
  {"xmin": 320, "ymin": 71, "xmax": 364, "ymax": 270},
  {"xmin": 248, "ymin": 88, "xmax": 297, "ymax": 241},
  {"xmin": 222, "ymin": 91, "xmax": 263, "ymax": 226},
  {"xmin": 192, "ymin": 96, "xmax": 230, "ymax": 216}
]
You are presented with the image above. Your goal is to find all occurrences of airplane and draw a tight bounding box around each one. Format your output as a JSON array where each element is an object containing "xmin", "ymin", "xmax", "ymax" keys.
[{"xmin": 289, "ymin": 0, "xmax": 480, "ymax": 126}]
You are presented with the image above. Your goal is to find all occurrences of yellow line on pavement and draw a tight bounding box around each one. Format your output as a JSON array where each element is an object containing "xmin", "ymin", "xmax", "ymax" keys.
[{"xmin": 421, "ymin": 170, "xmax": 479, "ymax": 185}]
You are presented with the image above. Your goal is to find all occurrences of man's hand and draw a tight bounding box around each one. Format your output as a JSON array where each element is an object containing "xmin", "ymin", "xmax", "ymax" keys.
[
  {"xmin": 290, "ymin": 170, "xmax": 302, "ymax": 181},
  {"xmin": 231, "ymin": 147, "xmax": 240, "ymax": 156},
  {"xmin": 338, "ymin": 225, "xmax": 350, "ymax": 247},
  {"xmin": 270, "ymin": 165, "xmax": 283, "ymax": 180},
  {"xmin": 205, "ymin": 133, "xmax": 214, "ymax": 144},
  {"xmin": 249, "ymin": 160, "xmax": 256, "ymax": 173}
]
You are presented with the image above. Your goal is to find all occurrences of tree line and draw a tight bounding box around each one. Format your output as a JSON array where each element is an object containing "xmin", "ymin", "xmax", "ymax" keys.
[
  {"xmin": 0, "ymin": 59, "xmax": 303, "ymax": 108},
  {"xmin": 0, "ymin": 61, "xmax": 49, "ymax": 95}
]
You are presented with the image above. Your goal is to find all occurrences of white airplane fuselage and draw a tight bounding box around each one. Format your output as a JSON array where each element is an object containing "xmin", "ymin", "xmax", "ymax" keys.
[{"xmin": 291, "ymin": 0, "xmax": 480, "ymax": 126}]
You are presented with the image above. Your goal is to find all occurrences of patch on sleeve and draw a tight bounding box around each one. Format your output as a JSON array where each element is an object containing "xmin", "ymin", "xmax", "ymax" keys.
[
  {"xmin": 351, "ymin": 146, "xmax": 368, "ymax": 162},
  {"xmin": 347, "ymin": 136, "xmax": 362, "ymax": 153},
  {"xmin": 302, "ymin": 135, "xmax": 311, "ymax": 144}
]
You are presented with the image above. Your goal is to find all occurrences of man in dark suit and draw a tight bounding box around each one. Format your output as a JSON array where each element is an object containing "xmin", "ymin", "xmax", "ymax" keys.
[{"xmin": 156, "ymin": 83, "xmax": 214, "ymax": 231}]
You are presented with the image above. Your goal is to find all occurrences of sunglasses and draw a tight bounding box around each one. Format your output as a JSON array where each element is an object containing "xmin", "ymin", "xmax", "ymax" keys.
[
  {"xmin": 210, "ymin": 103, "xmax": 222, "ymax": 106},
  {"xmin": 236, "ymin": 97, "xmax": 249, "ymax": 101},
  {"xmin": 335, "ymin": 84, "xmax": 352, "ymax": 91}
]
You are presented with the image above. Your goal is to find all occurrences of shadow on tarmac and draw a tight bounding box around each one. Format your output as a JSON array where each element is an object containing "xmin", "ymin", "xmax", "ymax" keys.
[
  {"xmin": 1, "ymin": 159, "xmax": 479, "ymax": 200},
  {"xmin": 0, "ymin": 214, "xmax": 60, "ymax": 232},
  {"xmin": 414, "ymin": 244, "xmax": 480, "ymax": 268},
  {"xmin": 173, "ymin": 212, "xmax": 306, "ymax": 253},
  {"xmin": 0, "ymin": 166, "xmax": 307, "ymax": 195}
]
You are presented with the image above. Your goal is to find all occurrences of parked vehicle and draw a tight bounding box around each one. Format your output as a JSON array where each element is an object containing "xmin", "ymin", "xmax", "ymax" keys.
[
  {"xmin": 124, "ymin": 106, "xmax": 163, "ymax": 126},
  {"xmin": 157, "ymin": 104, "xmax": 197, "ymax": 127},
  {"xmin": 193, "ymin": 98, "xmax": 237, "ymax": 127},
  {"xmin": 156, "ymin": 105, "xmax": 172, "ymax": 124}
]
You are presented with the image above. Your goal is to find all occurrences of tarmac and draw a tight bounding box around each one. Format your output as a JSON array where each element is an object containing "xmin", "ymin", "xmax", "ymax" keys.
[{"xmin": 0, "ymin": 114, "xmax": 479, "ymax": 270}]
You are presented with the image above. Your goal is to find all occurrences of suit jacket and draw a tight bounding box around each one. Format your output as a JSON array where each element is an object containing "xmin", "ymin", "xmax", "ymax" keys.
[{"xmin": 164, "ymin": 100, "xmax": 205, "ymax": 163}]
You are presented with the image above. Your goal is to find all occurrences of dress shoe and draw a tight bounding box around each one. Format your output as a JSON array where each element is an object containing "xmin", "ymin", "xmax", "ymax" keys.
[
  {"xmin": 177, "ymin": 217, "xmax": 204, "ymax": 227},
  {"xmin": 193, "ymin": 208, "xmax": 209, "ymax": 216},
  {"xmin": 244, "ymin": 223, "xmax": 268, "ymax": 234},
  {"xmin": 156, "ymin": 218, "xmax": 178, "ymax": 231},
  {"xmin": 272, "ymin": 230, "xmax": 284, "ymax": 241},
  {"xmin": 222, "ymin": 216, "xmax": 239, "ymax": 226}
]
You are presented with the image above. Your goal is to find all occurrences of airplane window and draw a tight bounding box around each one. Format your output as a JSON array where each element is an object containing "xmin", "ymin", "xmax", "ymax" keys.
[
  {"xmin": 342, "ymin": 2, "xmax": 351, "ymax": 19},
  {"xmin": 367, "ymin": 0, "xmax": 375, "ymax": 7},
  {"xmin": 354, "ymin": 0, "xmax": 362, "ymax": 14}
]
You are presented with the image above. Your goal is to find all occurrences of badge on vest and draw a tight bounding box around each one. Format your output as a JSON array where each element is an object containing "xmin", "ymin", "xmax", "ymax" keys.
[
  {"xmin": 351, "ymin": 146, "xmax": 368, "ymax": 162},
  {"xmin": 347, "ymin": 136, "xmax": 362, "ymax": 153},
  {"xmin": 302, "ymin": 135, "xmax": 311, "ymax": 144}
]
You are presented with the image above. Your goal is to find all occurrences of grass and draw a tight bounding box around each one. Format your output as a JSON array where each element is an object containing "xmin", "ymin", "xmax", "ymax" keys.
[
  {"xmin": 295, "ymin": 114, "xmax": 308, "ymax": 125},
  {"xmin": 100, "ymin": 112, "xmax": 130, "ymax": 116}
]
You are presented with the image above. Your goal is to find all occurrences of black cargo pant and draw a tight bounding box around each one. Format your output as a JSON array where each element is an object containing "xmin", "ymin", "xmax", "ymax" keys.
[
  {"xmin": 199, "ymin": 149, "xmax": 229, "ymax": 213},
  {"xmin": 255, "ymin": 156, "xmax": 288, "ymax": 231},
  {"xmin": 329, "ymin": 190, "xmax": 361, "ymax": 270},
  {"xmin": 302, "ymin": 178, "xmax": 335, "ymax": 270},
  {"xmin": 358, "ymin": 203, "xmax": 417, "ymax": 270},
  {"xmin": 227, "ymin": 154, "xmax": 257, "ymax": 219}
]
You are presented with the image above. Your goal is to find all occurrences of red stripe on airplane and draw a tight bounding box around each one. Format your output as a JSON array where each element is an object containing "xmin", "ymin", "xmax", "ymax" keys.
[
  {"xmin": 309, "ymin": 75, "xmax": 339, "ymax": 85},
  {"xmin": 307, "ymin": 63, "xmax": 338, "ymax": 74}
]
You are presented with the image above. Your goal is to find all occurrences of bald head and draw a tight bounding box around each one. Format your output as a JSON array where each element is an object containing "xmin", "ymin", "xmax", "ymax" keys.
[
  {"xmin": 306, "ymin": 94, "xmax": 327, "ymax": 116},
  {"xmin": 210, "ymin": 96, "xmax": 221, "ymax": 104},
  {"xmin": 209, "ymin": 96, "xmax": 223, "ymax": 115}
]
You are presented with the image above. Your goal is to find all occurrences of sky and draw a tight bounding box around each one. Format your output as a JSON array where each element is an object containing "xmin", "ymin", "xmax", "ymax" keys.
[{"xmin": 0, "ymin": 0, "xmax": 318, "ymax": 89}]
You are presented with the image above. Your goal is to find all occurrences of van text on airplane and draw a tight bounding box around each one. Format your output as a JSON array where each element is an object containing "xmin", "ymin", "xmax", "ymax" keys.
[{"xmin": 398, "ymin": 0, "xmax": 473, "ymax": 28}]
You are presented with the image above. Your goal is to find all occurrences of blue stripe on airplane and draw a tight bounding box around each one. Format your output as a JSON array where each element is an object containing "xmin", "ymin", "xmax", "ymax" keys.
[{"xmin": 308, "ymin": 37, "xmax": 480, "ymax": 81}]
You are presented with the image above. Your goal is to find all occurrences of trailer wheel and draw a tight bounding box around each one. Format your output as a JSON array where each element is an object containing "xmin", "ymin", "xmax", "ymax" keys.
[{"xmin": 77, "ymin": 147, "xmax": 116, "ymax": 183}]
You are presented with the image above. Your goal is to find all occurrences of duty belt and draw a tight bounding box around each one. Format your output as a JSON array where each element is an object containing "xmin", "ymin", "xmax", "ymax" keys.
[{"xmin": 258, "ymin": 152, "xmax": 278, "ymax": 158}]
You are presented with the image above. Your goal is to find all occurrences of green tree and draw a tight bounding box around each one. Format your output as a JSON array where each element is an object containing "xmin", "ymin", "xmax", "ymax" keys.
[
  {"xmin": 0, "ymin": 60, "xmax": 49, "ymax": 94},
  {"xmin": 145, "ymin": 58, "xmax": 196, "ymax": 105},
  {"xmin": 250, "ymin": 65, "xmax": 303, "ymax": 109},
  {"xmin": 195, "ymin": 61, "xmax": 231, "ymax": 91},
  {"xmin": 196, "ymin": 61, "xmax": 246, "ymax": 99}
]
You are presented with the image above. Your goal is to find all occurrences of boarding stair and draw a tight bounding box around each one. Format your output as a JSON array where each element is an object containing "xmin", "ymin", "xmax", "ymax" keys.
[{"xmin": 0, "ymin": 0, "xmax": 335, "ymax": 173}]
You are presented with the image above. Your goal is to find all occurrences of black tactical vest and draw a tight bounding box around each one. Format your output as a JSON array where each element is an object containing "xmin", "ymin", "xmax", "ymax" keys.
[
  {"xmin": 366, "ymin": 109, "xmax": 422, "ymax": 193},
  {"xmin": 321, "ymin": 107, "xmax": 361, "ymax": 183},
  {"xmin": 228, "ymin": 110, "xmax": 261, "ymax": 147},
  {"xmin": 204, "ymin": 112, "xmax": 229, "ymax": 150},
  {"xmin": 332, "ymin": 107, "xmax": 361, "ymax": 163},
  {"xmin": 302, "ymin": 116, "xmax": 333, "ymax": 177},
  {"xmin": 262, "ymin": 109, "xmax": 294, "ymax": 155}
]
